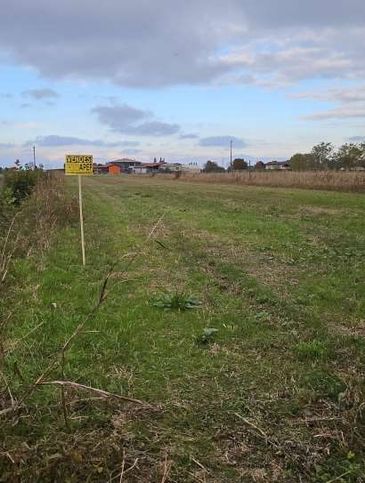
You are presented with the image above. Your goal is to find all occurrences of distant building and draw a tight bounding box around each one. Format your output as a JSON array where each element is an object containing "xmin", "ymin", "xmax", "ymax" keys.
[
  {"xmin": 159, "ymin": 163, "xmax": 182, "ymax": 173},
  {"xmin": 266, "ymin": 161, "xmax": 291, "ymax": 170},
  {"xmin": 133, "ymin": 165, "xmax": 148, "ymax": 174},
  {"xmin": 133, "ymin": 162, "xmax": 164, "ymax": 174},
  {"xmin": 108, "ymin": 164, "xmax": 121, "ymax": 175},
  {"xmin": 110, "ymin": 159, "xmax": 142, "ymax": 172},
  {"xmin": 94, "ymin": 163, "xmax": 109, "ymax": 174}
]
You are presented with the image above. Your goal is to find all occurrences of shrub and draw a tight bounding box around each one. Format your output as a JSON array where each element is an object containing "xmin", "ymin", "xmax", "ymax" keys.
[{"xmin": 3, "ymin": 168, "xmax": 44, "ymax": 205}]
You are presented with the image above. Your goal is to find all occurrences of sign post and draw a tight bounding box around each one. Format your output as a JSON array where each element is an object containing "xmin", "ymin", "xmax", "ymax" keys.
[
  {"xmin": 78, "ymin": 174, "xmax": 86, "ymax": 266},
  {"xmin": 65, "ymin": 154, "xmax": 94, "ymax": 266}
]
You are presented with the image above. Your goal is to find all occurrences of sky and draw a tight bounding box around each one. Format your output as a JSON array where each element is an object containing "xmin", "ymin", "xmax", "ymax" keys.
[{"xmin": 0, "ymin": 0, "xmax": 365, "ymax": 168}]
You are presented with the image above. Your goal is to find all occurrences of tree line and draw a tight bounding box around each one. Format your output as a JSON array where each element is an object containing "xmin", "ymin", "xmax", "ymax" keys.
[
  {"xmin": 289, "ymin": 142, "xmax": 365, "ymax": 170},
  {"xmin": 203, "ymin": 141, "xmax": 365, "ymax": 172}
]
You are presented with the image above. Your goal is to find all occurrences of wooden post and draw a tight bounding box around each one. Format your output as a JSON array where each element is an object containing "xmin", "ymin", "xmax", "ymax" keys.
[{"xmin": 78, "ymin": 175, "xmax": 86, "ymax": 266}]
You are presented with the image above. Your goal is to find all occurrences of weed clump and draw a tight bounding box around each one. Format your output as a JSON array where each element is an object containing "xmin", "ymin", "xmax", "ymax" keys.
[
  {"xmin": 195, "ymin": 327, "xmax": 218, "ymax": 345},
  {"xmin": 153, "ymin": 292, "xmax": 201, "ymax": 311}
]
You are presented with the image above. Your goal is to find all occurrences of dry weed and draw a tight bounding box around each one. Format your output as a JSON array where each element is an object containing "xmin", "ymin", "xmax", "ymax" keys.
[{"xmin": 177, "ymin": 171, "xmax": 365, "ymax": 192}]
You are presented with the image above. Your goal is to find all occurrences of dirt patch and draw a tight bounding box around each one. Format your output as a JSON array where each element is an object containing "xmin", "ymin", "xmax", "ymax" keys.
[{"xmin": 334, "ymin": 320, "xmax": 365, "ymax": 338}]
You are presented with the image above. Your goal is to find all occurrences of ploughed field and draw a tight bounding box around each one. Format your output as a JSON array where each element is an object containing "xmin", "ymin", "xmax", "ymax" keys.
[{"xmin": 1, "ymin": 175, "xmax": 365, "ymax": 482}]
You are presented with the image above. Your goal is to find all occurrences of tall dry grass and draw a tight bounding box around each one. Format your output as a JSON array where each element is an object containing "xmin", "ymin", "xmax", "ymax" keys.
[
  {"xmin": 0, "ymin": 172, "xmax": 78, "ymax": 285},
  {"xmin": 177, "ymin": 171, "xmax": 365, "ymax": 192}
]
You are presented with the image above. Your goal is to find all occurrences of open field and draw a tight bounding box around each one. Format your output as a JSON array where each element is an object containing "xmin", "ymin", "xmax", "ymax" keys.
[
  {"xmin": 177, "ymin": 171, "xmax": 365, "ymax": 192},
  {"xmin": 1, "ymin": 175, "xmax": 365, "ymax": 482}
]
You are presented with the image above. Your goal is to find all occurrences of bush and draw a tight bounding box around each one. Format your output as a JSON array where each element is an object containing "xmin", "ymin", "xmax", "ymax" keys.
[{"xmin": 3, "ymin": 169, "xmax": 45, "ymax": 205}]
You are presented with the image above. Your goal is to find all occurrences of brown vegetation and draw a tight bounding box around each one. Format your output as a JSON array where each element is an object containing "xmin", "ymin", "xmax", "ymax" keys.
[{"xmin": 178, "ymin": 170, "xmax": 365, "ymax": 192}]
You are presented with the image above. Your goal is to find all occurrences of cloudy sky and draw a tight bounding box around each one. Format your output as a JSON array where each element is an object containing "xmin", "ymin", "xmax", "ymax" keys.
[{"xmin": 1, "ymin": 0, "xmax": 364, "ymax": 167}]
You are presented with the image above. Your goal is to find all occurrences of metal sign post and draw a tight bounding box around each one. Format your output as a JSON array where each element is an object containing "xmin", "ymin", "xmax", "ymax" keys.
[{"xmin": 65, "ymin": 154, "xmax": 94, "ymax": 266}]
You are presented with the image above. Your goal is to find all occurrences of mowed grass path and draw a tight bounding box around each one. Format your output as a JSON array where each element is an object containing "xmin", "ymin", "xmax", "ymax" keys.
[{"xmin": 2, "ymin": 175, "xmax": 365, "ymax": 482}]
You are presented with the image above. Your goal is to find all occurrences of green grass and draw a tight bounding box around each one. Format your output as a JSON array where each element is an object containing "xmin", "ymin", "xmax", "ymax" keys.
[{"xmin": 1, "ymin": 175, "xmax": 365, "ymax": 482}]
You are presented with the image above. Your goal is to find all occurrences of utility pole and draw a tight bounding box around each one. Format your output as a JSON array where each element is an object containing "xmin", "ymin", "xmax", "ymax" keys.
[
  {"xmin": 32, "ymin": 145, "xmax": 36, "ymax": 169},
  {"xmin": 230, "ymin": 139, "xmax": 233, "ymax": 168}
]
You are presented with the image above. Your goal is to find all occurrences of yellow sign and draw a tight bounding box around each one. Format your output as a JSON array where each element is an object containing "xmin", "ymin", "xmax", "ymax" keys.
[{"xmin": 65, "ymin": 154, "xmax": 94, "ymax": 175}]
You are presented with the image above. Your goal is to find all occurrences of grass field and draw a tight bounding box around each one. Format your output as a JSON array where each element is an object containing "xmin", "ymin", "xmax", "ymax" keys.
[{"xmin": 1, "ymin": 175, "xmax": 365, "ymax": 482}]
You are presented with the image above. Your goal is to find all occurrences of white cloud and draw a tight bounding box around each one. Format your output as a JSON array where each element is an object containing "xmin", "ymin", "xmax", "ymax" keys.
[
  {"xmin": 92, "ymin": 104, "xmax": 180, "ymax": 136},
  {"xmin": 0, "ymin": 1, "xmax": 364, "ymax": 87},
  {"xmin": 296, "ymin": 84, "xmax": 365, "ymax": 120},
  {"xmin": 292, "ymin": 85, "xmax": 365, "ymax": 103},
  {"xmin": 304, "ymin": 105, "xmax": 365, "ymax": 120}
]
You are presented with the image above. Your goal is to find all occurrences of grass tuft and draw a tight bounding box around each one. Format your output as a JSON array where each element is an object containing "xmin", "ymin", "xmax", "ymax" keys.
[{"xmin": 295, "ymin": 339, "xmax": 328, "ymax": 360}]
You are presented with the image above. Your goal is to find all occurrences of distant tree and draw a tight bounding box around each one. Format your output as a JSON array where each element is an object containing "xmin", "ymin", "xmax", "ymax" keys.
[
  {"xmin": 254, "ymin": 161, "xmax": 265, "ymax": 170},
  {"xmin": 289, "ymin": 153, "xmax": 316, "ymax": 171},
  {"xmin": 359, "ymin": 143, "xmax": 365, "ymax": 168},
  {"xmin": 203, "ymin": 160, "xmax": 225, "ymax": 173},
  {"xmin": 311, "ymin": 142, "xmax": 335, "ymax": 169},
  {"xmin": 335, "ymin": 143, "xmax": 365, "ymax": 169},
  {"xmin": 232, "ymin": 158, "xmax": 248, "ymax": 170}
]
